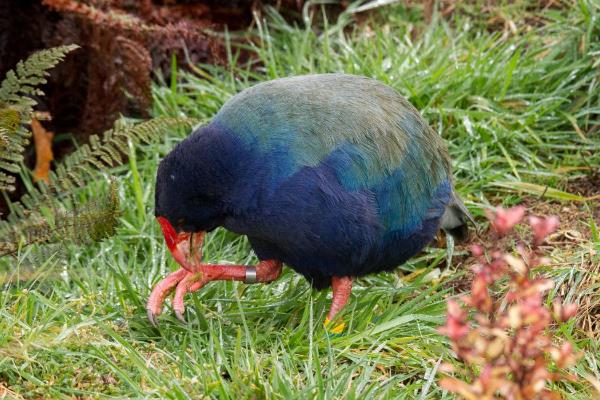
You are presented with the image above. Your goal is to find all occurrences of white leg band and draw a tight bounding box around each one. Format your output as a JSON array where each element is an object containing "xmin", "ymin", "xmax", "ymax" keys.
[{"xmin": 244, "ymin": 266, "xmax": 257, "ymax": 284}]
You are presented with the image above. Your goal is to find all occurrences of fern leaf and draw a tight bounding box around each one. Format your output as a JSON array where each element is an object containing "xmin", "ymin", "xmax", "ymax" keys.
[
  {"xmin": 0, "ymin": 116, "xmax": 197, "ymax": 256},
  {"xmin": 0, "ymin": 172, "xmax": 16, "ymax": 192},
  {"xmin": 0, "ymin": 180, "xmax": 120, "ymax": 257},
  {"xmin": 0, "ymin": 46, "xmax": 196, "ymax": 255},
  {"xmin": 0, "ymin": 44, "xmax": 79, "ymax": 117},
  {"xmin": 0, "ymin": 45, "xmax": 78, "ymax": 192}
]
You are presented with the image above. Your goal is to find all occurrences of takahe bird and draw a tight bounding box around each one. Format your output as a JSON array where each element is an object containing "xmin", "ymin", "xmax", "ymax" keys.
[{"xmin": 148, "ymin": 73, "xmax": 472, "ymax": 329}]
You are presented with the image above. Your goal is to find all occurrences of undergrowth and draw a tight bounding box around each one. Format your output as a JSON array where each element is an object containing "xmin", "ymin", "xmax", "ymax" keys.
[{"xmin": 0, "ymin": 1, "xmax": 599, "ymax": 398}]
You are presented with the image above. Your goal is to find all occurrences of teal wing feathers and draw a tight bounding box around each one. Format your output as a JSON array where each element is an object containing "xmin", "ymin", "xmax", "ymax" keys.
[{"xmin": 213, "ymin": 73, "xmax": 453, "ymax": 232}]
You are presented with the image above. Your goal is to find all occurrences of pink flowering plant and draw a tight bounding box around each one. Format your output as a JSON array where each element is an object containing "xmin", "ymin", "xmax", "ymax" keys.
[{"xmin": 438, "ymin": 206, "xmax": 580, "ymax": 399}]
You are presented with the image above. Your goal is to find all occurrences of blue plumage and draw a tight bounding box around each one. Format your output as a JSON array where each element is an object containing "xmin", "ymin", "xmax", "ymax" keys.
[{"xmin": 155, "ymin": 74, "xmax": 471, "ymax": 289}]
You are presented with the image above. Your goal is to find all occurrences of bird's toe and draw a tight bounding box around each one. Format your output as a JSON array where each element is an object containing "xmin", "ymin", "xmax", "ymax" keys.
[
  {"xmin": 175, "ymin": 309, "xmax": 187, "ymax": 324},
  {"xmin": 146, "ymin": 267, "xmax": 189, "ymax": 326},
  {"xmin": 147, "ymin": 308, "xmax": 160, "ymax": 328},
  {"xmin": 173, "ymin": 271, "xmax": 208, "ymax": 324}
]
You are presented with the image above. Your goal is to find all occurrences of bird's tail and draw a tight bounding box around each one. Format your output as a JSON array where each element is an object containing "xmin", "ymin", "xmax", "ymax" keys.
[{"xmin": 440, "ymin": 191, "xmax": 476, "ymax": 242}]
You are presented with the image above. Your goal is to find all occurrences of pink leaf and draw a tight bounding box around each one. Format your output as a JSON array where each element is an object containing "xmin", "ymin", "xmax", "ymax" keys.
[
  {"xmin": 529, "ymin": 215, "xmax": 560, "ymax": 245},
  {"xmin": 439, "ymin": 377, "xmax": 479, "ymax": 400},
  {"xmin": 486, "ymin": 205, "xmax": 526, "ymax": 236},
  {"xmin": 552, "ymin": 300, "xmax": 578, "ymax": 322}
]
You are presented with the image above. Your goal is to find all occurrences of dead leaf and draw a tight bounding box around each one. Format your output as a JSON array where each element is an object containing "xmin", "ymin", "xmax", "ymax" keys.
[{"xmin": 31, "ymin": 118, "xmax": 54, "ymax": 184}]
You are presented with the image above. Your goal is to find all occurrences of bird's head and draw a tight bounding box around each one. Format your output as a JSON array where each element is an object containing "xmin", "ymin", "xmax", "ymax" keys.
[{"xmin": 154, "ymin": 126, "xmax": 236, "ymax": 270}]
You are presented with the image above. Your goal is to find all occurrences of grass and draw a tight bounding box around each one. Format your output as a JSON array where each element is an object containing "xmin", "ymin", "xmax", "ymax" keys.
[{"xmin": 1, "ymin": 0, "xmax": 600, "ymax": 398}]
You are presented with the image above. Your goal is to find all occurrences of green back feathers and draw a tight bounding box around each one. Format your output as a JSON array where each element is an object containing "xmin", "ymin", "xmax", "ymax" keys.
[{"xmin": 215, "ymin": 73, "xmax": 451, "ymax": 191}]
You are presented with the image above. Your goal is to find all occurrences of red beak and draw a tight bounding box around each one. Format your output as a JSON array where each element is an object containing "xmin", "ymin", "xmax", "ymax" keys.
[{"xmin": 156, "ymin": 216, "xmax": 205, "ymax": 271}]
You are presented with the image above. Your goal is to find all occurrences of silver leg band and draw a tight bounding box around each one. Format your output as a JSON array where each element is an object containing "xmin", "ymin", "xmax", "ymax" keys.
[{"xmin": 244, "ymin": 266, "xmax": 258, "ymax": 284}]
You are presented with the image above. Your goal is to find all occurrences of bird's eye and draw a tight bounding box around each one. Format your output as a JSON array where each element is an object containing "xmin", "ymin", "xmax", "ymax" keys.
[{"xmin": 176, "ymin": 218, "xmax": 186, "ymax": 227}]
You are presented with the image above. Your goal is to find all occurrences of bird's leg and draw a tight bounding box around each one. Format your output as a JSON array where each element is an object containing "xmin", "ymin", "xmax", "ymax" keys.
[
  {"xmin": 147, "ymin": 260, "xmax": 282, "ymax": 325},
  {"xmin": 324, "ymin": 276, "xmax": 353, "ymax": 334},
  {"xmin": 173, "ymin": 260, "xmax": 282, "ymax": 322}
]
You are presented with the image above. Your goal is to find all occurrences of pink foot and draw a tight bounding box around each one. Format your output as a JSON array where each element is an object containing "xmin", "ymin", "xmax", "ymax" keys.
[
  {"xmin": 146, "ymin": 268, "xmax": 188, "ymax": 326},
  {"xmin": 146, "ymin": 260, "xmax": 282, "ymax": 326},
  {"xmin": 173, "ymin": 271, "xmax": 210, "ymax": 323}
]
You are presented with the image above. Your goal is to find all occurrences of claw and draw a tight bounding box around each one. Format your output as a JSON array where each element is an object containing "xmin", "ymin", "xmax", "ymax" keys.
[
  {"xmin": 175, "ymin": 309, "xmax": 187, "ymax": 324},
  {"xmin": 148, "ymin": 309, "xmax": 159, "ymax": 328}
]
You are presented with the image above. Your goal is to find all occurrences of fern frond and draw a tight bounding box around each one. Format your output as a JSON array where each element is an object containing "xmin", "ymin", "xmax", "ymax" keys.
[
  {"xmin": 0, "ymin": 45, "xmax": 194, "ymax": 258},
  {"xmin": 0, "ymin": 180, "xmax": 120, "ymax": 258},
  {"xmin": 0, "ymin": 116, "xmax": 197, "ymax": 253},
  {"xmin": 0, "ymin": 44, "xmax": 79, "ymax": 119},
  {"xmin": 0, "ymin": 45, "xmax": 78, "ymax": 192}
]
